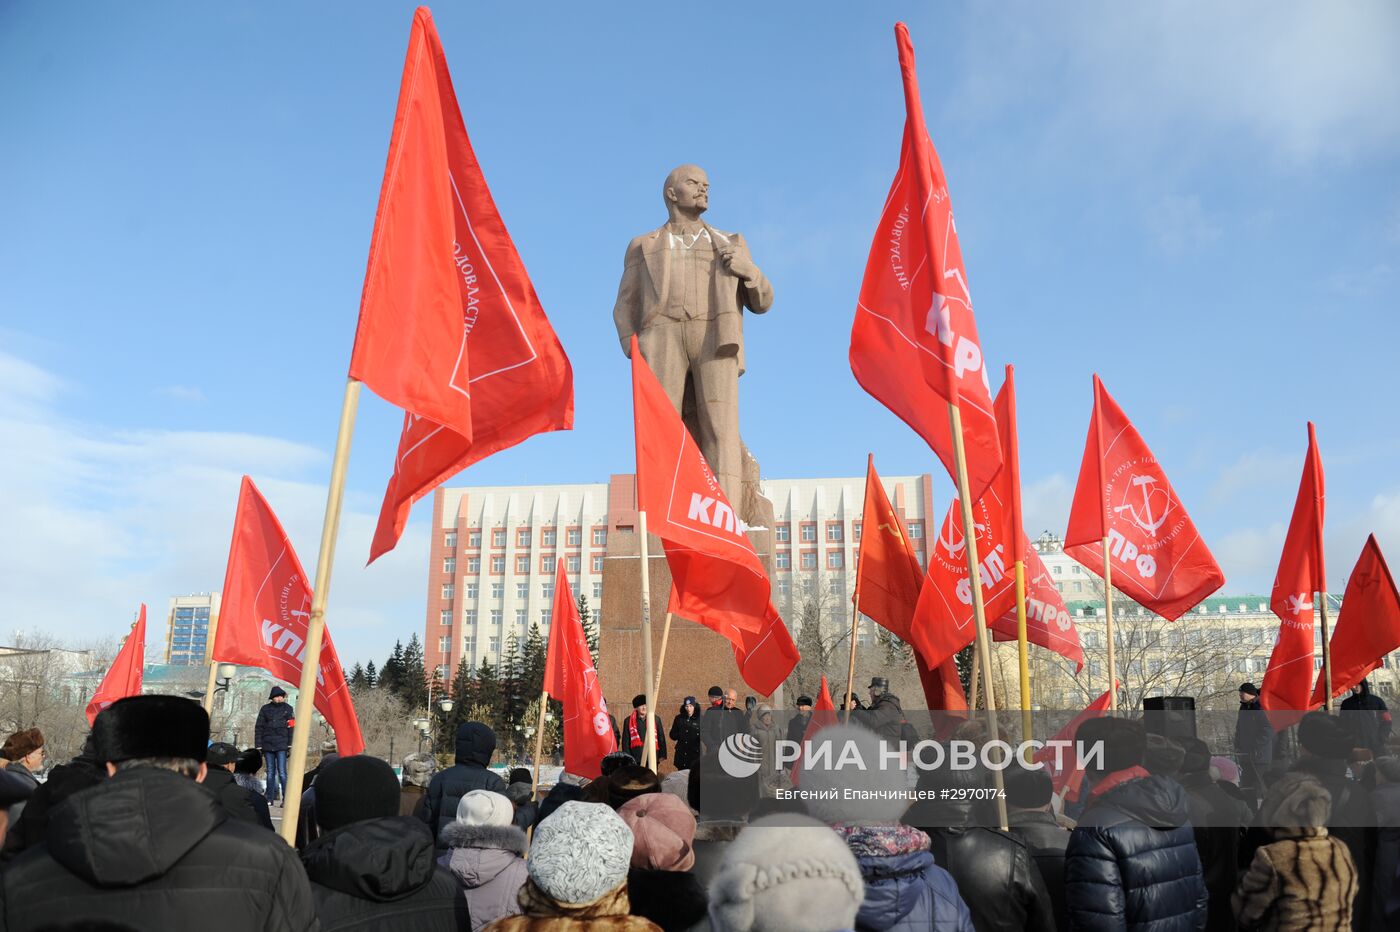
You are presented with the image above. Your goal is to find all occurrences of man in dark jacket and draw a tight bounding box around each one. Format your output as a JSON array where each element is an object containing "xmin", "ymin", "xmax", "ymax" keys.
[
  {"xmin": 1176, "ymin": 737, "xmax": 1242, "ymax": 932},
  {"xmin": 422, "ymin": 721, "xmax": 507, "ymax": 849},
  {"xmin": 1234, "ymin": 682, "xmax": 1274, "ymax": 802},
  {"xmin": 1065, "ymin": 716, "xmax": 1208, "ymax": 932},
  {"xmin": 904, "ymin": 765, "xmax": 1057, "ymax": 932},
  {"xmin": 0, "ymin": 733, "xmax": 103, "ymax": 863},
  {"xmin": 700, "ymin": 686, "xmax": 747, "ymax": 753},
  {"xmin": 254, "ymin": 684, "xmax": 295, "ymax": 806},
  {"xmin": 1004, "ymin": 766, "xmax": 1073, "ymax": 932},
  {"xmin": 858, "ymin": 677, "xmax": 906, "ymax": 743},
  {"xmin": 0, "ymin": 694, "xmax": 315, "ymax": 931},
  {"xmin": 622, "ymin": 694, "xmax": 667, "ymax": 765},
  {"xmin": 206, "ymin": 741, "xmax": 273, "ymax": 829},
  {"xmin": 301, "ymin": 755, "xmax": 467, "ymax": 930},
  {"xmin": 786, "ymin": 695, "xmax": 813, "ymax": 746},
  {"xmin": 1341, "ymin": 679, "xmax": 1393, "ymax": 755}
]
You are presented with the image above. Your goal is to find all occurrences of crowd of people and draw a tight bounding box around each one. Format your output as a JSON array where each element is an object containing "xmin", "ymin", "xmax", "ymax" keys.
[{"xmin": 0, "ymin": 676, "xmax": 1397, "ymax": 930}]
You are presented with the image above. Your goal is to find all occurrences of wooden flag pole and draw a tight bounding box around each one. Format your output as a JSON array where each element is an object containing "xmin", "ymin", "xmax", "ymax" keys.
[
  {"xmin": 947, "ymin": 401, "xmax": 1007, "ymax": 830},
  {"xmin": 968, "ymin": 654, "xmax": 980, "ymax": 709},
  {"xmin": 648, "ymin": 611, "xmax": 674, "ymax": 770},
  {"xmin": 843, "ymin": 595, "xmax": 861, "ymax": 724},
  {"xmin": 1101, "ymin": 538, "xmax": 1118, "ymax": 712},
  {"xmin": 1015, "ymin": 560, "xmax": 1032, "ymax": 749},
  {"xmin": 201, "ymin": 606, "xmax": 221, "ymax": 714},
  {"xmin": 1318, "ymin": 591, "xmax": 1334, "ymax": 711},
  {"xmin": 279, "ymin": 378, "xmax": 361, "ymax": 847},
  {"xmin": 530, "ymin": 688, "xmax": 548, "ymax": 797},
  {"xmin": 637, "ymin": 510, "xmax": 658, "ymax": 771}
]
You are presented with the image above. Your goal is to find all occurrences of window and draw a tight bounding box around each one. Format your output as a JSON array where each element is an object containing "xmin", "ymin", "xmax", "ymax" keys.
[
  {"xmin": 490, "ymin": 609, "xmax": 503, "ymax": 625},
  {"xmin": 465, "ymin": 582, "xmax": 478, "ymax": 599},
  {"xmin": 777, "ymin": 579, "xmax": 790, "ymax": 596},
  {"xmin": 800, "ymin": 552, "xmax": 817, "ymax": 570},
  {"xmin": 853, "ymin": 522, "xmax": 862, "ymax": 542},
  {"xmin": 542, "ymin": 582, "xmax": 555, "ymax": 599},
  {"xmin": 468, "ymin": 530, "xmax": 481, "ymax": 548},
  {"xmin": 908, "ymin": 521, "xmax": 924, "ymax": 539},
  {"xmin": 438, "ymin": 636, "xmax": 451, "ymax": 654},
  {"xmin": 490, "ymin": 556, "xmax": 505, "ymax": 574},
  {"xmin": 515, "ymin": 556, "xmax": 530, "ymax": 574},
  {"xmin": 541, "ymin": 609, "xmax": 552, "ymax": 626},
  {"xmin": 1073, "ymin": 581, "xmax": 1082, "ymax": 593},
  {"xmin": 462, "ymin": 636, "xmax": 475, "ymax": 656},
  {"xmin": 467, "ymin": 557, "xmax": 481, "ymax": 574},
  {"xmin": 516, "ymin": 609, "xmax": 527, "ymax": 625},
  {"xmin": 491, "ymin": 582, "xmax": 504, "ymax": 599},
  {"xmin": 543, "ymin": 529, "xmax": 557, "ymax": 547},
  {"xmin": 592, "ymin": 554, "xmax": 604, "ymax": 573},
  {"xmin": 489, "ymin": 635, "xmax": 500, "ymax": 654},
  {"xmin": 443, "ymin": 557, "xmax": 455, "ymax": 575},
  {"xmin": 567, "ymin": 554, "xmax": 581, "ymax": 573},
  {"xmin": 828, "ymin": 578, "xmax": 842, "ymax": 595},
  {"xmin": 492, "ymin": 529, "xmax": 507, "ymax": 548},
  {"xmin": 827, "ymin": 551, "xmax": 844, "ymax": 570},
  {"xmin": 776, "ymin": 524, "xmax": 790, "ymax": 543},
  {"xmin": 542, "ymin": 555, "xmax": 557, "ymax": 573},
  {"xmin": 1055, "ymin": 582, "xmax": 1064, "ymax": 592},
  {"xmin": 592, "ymin": 528, "xmax": 607, "ymax": 547},
  {"xmin": 593, "ymin": 581, "xmax": 602, "ymax": 600},
  {"xmin": 444, "ymin": 532, "xmax": 457, "ymax": 548},
  {"xmin": 1072, "ymin": 565, "xmax": 1082, "ymax": 575},
  {"xmin": 826, "ymin": 524, "xmax": 843, "ymax": 542},
  {"xmin": 517, "ymin": 529, "xmax": 531, "ymax": 548},
  {"xmin": 441, "ymin": 583, "xmax": 455, "ymax": 600},
  {"xmin": 1052, "ymin": 565, "xmax": 1062, "ymax": 575},
  {"xmin": 464, "ymin": 609, "xmax": 477, "ymax": 625},
  {"xmin": 568, "ymin": 528, "xmax": 583, "ymax": 547},
  {"xmin": 517, "ymin": 583, "xmax": 529, "ymax": 599},
  {"xmin": 439, "ymin": 609, "xmax": 452, "ymax": 626},
  {"xmin": 800, "ymin": 524, "xmax": 817, "ymax": 542},
  {"xmin": 776, "ymin": 552, "xmax": 791, "ymax": 570}
]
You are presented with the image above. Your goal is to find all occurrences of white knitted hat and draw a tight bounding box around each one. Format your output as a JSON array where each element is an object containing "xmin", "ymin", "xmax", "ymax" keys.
[
  {"xmin": 708, "ymin": 814, "xmax": 864, "ymax": 932},
  {"xmin": 455, "ymin": 789, "xmax": 514, "ymax": 828},
  {"xmin": 528, "ymin": 801, "xmax": 634, "ymax": 904}
]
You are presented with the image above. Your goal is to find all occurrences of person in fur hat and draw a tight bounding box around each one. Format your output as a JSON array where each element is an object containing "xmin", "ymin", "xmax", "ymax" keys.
[
  {"xmin": 1234, "ymin": 771, "xmax": 1358, "ymax": 931},
  {"xmin": 401, "ymin": 751, "xmax": 437, "ymax": 818},
  {"xmin": 1, "ymin": 728, "xmax": 44, "ymax": 824},
  {"xmin": 0, "ymin": 694, "xmax": 315, "ymax": 931},
  {"xmin": 619, "ymin": 792, "xmax": 707, "ymax": 931},
  {"xmin": 440, "ymin": 790, "xmax": 529, "ymax": 932},
  {"xmin": 485, "ymin": 800, "xmax": 660, "ymax": 931}
]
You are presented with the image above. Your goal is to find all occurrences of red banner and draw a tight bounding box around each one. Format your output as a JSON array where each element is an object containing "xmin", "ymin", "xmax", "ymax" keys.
[
  {"xmin": 1064, "ymin": 376, "xmax": 1224, "ymax": 620},
  {"xmin": 1311, "ymin": 535, "xmax": 1400, "ymax": 706},
  {"xmin": 853, "ymin": 455, "xmax": 925, "ymax": 645},
  {"xmin": 1034, "ymin": 686, "xmax": 1115, "ymax": 798},
  {"xmin": 849, "ymin": 23, "xmax": 1001, "ymax": 503},
  {"xmin": 543, "ymin": 560, "xmax": 616, "ymax": 779},
  {"xmin": 1261, "ymin": 423, "xmax": 1326, "ymax": 725},
  {"xmin": 86, "ymin": 604, "xmax": 147, "ymax": 725},
  {"xmin": 990, "ymin": 542, "xmax": 1085, "ymax": 672},
  {"xmin": 361, "ymin": 9, "xmax": 573, "ymax": 563},
  {"xmin": 215, "ymin": 477, "xmax": 365, "ymax": 756}
]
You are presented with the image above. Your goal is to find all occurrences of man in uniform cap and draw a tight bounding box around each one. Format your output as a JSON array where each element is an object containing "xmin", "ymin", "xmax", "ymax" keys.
[{"xmin": 0, "ymin": 694, "xmax": 314, "ymax": 930}]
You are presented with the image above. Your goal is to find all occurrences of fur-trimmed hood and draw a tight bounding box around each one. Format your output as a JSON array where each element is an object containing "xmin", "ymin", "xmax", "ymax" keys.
[{"xmin": 439, "ymin": 821, "xmax": 528, "ymax": 855}]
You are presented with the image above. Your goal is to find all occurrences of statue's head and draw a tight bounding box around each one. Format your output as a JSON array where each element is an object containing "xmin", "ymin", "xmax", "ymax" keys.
[{"xmin": 663, "ymin": 164, "xmax": 709, "ymax": 217}]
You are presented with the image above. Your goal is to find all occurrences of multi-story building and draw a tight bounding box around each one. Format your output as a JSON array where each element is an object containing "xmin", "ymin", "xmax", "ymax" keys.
[
  {"xmin": 423, "ymin": 473, "xmax": 935, "ymax": 678},
  {"xmin": 163, "ymin": 593, "xmax": 220, "ymax": 666}
]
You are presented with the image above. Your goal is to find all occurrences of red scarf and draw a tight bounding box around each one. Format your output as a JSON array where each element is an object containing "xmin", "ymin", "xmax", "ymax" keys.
[
  {"xmin": 626, "ymin": 711, "xmax": 647, "ymax": 750},
  {"xmin": 1087, "ymin": 764, "xmax": 1151, "ymax": 802}
]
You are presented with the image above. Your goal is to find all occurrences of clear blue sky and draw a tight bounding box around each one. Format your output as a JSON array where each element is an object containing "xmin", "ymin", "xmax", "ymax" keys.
[{"xmin": 3, "ymin": 2, "xmax": 1397, "ymax": 667}]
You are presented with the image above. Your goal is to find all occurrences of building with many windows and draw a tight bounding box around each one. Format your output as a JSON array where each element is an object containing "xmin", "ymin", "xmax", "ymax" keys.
[
  {"xmin": 163, "ymin": 593, "xmax": 220, "ymax": 666},
  {"xmin": 423, "ymin": 472, "xmax": 935, "ymax": 678}
]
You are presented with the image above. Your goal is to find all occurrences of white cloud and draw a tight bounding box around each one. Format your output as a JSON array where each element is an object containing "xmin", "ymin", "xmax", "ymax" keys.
[
  {"xmin": 161, "ymin": 385, "xmax": 207, "ymax": 403},
  {"xmin": 1021, "ymin": 473, "xmax": 1073, "ymax": 541},
  {"xmin": 1148, "ymin": 195, "xmax": 1222, "ymax": 255},
  {"xmin": 0, "ymin": 349, "xmax": 425, "ymax": 667}
]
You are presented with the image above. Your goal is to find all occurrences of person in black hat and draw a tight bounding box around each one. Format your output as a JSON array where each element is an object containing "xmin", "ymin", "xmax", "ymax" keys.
[
  {"xmin": 1064, "ymin": 716, "xmax": 1207, "ymax": 931},
  {"xmin": 670, "ymin": 695, "xmax": 703, "ymax": 771},
  {"xmin": 857, "ymin": 676, "xmax": 905, "ymax": 743},
  {"xmin": 0, "ymin": 694, "xmax": 315, "ymax": 931},
  {"xmin": 1003, "ymin": 766, "xmax": 1073, "ymax": 932},
  {"xmin": 1340, "ymin": 678, "xmax": 1393, "ymax": 755},
  {"xmin": 1234, "ymin": 681, "xmax": 1274, "ymax": 803},
  {"xmin": 700, "ymin": 685, "xmax": 747, "ymax": 755},
  {"xmin": 301, "ymin": 755, "xmax": 467, "ymax": 931},
  {"xmin": 204, "ymin": 742, "xmax": 272, "ymax": 829},
  {"xmin": 254, "ymin": 684, "xmax": 295, "ymax": 808},
  {"xmin": 786, "ymin": 694, "xmax": 814, "ymax": 746},
  {"xmin": 622, "ymin": 694, "xmax": 667, "ymax": 766}
]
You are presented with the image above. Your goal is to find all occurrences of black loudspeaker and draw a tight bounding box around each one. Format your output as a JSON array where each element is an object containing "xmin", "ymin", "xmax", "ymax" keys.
[{"xmin": 1143, "ymin": 696, "xmax": 1197, "ymax": 740}]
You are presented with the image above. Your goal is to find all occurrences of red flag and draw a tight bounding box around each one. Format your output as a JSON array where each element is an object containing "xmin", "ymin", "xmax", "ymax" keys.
[
  {"xmin": 914, "ymin": 653, "xmax": 969, "ymax": 713},
  {"xmin": 1261, "ymin": 423, "xmax": 1326, "ymax": 723},
  {"xmin": 813, "ymin": 676, "xmax": 837, "ymax": 716},
  {"xmin": 86, "ymin": 605, "xmax": 147, "ymax": 725},
  {"xmin": 1311, "ymin": 535, "xmax": 1400, "ymax": 706},
  {"xmin": 544, "ymin": 560, "xmax": 616, "ymax": 779},
  {"xmin": 853, "ymin": 455, "xmax": 926, "ymax": 644},
  {"xmin": 990, "ymin": 543, "xmax": 1084, "ymax": 671},
  {"xmin": 359, "ymin": 9, "xmax": 573, "ymax": 563},
  {"xmin": 849, "ymin": 23, "xmax": 1001, "ymax": 502},
  {"xmin": 1064, "ymin": 376, "xmax": 1224, "ymax": 620},
  {"xmin": 215, "ymin": 477, "xmax": 365, "ymax": 756},
  {"xmin": 726, "ymin": 602, "xmax": 801, "ymax": 698},
  {"xmin": 633, "ymin": 335, "xmax": 768, "ymax": 635},
  {"xmin": 909, "ymin": 378, "xmax": 1020, "ymax": 668},
  {"xmin": 1034, "ymin": 686, "xmax": 1115, "ymax": 797},
  {"xmin": 790, "ymin": 676, "xmax": 841, "ymax": 787}
]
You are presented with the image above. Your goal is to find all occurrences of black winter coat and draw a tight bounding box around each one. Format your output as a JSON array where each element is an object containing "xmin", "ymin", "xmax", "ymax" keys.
[
  {"xmin": 785, "ymin": 710, "xmax": 811, "ymax": 747},
  {"xmin": 255, "ymin": 699, "xmax": 296, "ymax": 752},
  {"xmin": 0, "ymin": 752, "xmax": 103, "ymax": 863},
  {"xmin": 699, "ymin": 705, "xmax": 747, "ymax": 754},
  {"xmin": 623, "ymin": 711, "xmax": 667, "ymax": 763},
  {"xmin": 423, "ymin": 722, "xmax": 507, "ymax": 849},
  {"xmin": 301, "ymin": 815, "xmax": 468, "ymax": 931},
  {"xmin": 1177, "ymin": 770, "xmax": 1241, "ymax": 932},
  {"xmin": 669, "ymin": 712, "xmax": 702, "ymax": 770},
  {"xmin": 1065, "ymin": 773, "xmax": 1208, "ymax": 932},
  {"xmin": 918, "ymin": 823, "xmax": 1056, "ymax": 932},
  {"xmin": 1007, "ymin": 809, "xmax": 1071, "ymax": 932},
  {"xmin": 0, "ymin": 767, "xmax": 316, "ymax": 931},
  {"xmin": 203, "ymin": 765, "xmax": 273, "ymax": 830},
  {"xmin": 1341, "ymin": 689, "xmax": 1392, "ymax": 754},
  {"xmin": 626, "ymin": 867, "xmax": 708, "ymax": 932},
  {"xmin": 1234, "ymin": 699, "xmax": 1274, "ymax": 765}
]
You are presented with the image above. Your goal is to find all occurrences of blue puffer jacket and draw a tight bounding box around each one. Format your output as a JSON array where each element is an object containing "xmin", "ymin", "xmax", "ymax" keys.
[
  {"xmin": 841, "ymin": 825, "xmax": 975, "ymax": 932},
  {"xmin": 1065, "ymin": 771, "xmax": 1208, "ymax": 932}
]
